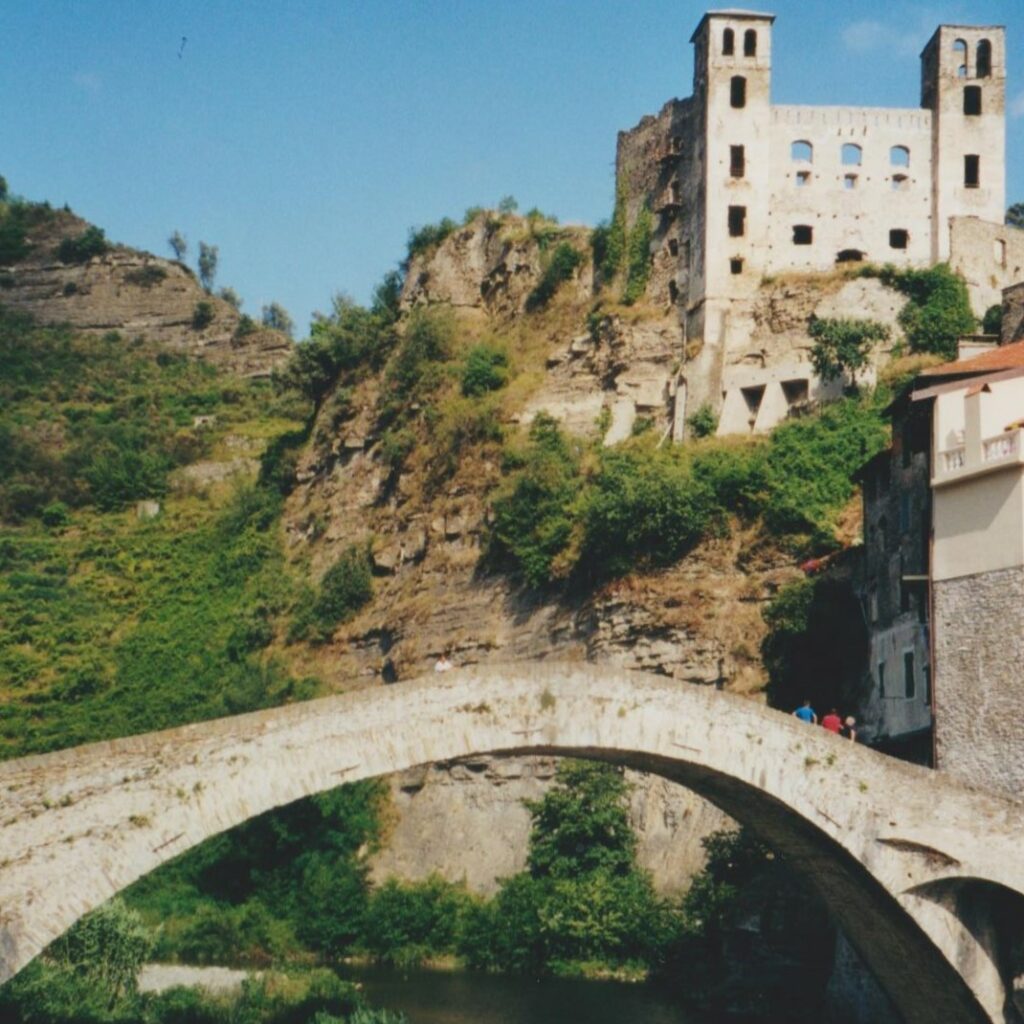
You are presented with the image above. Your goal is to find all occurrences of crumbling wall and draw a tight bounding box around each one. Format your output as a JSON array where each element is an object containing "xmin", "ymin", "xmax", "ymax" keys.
[{"xmin": 949, "ymin": 216, "xmax": 1024, "ymax": 317}]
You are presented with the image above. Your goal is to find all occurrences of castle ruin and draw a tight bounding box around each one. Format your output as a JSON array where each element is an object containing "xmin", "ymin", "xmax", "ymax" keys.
[{"xmin": 617, "ymin": 10, "xmax": 1019, "ymax": 435}]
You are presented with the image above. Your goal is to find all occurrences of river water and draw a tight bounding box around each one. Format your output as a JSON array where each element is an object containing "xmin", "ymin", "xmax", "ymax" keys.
[{"xmin": 346, "ymin": 965, "xmax": 747, "ymax": 1024}]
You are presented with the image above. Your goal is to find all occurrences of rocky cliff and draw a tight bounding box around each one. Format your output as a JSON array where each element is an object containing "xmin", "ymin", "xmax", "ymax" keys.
[
  {"xmin": 281, "ymin": 212, "xmax": 812, "ymax": 893},
  {"xmin": 0, "ymin": 206, "xmax": 290, "ymax": 376}
]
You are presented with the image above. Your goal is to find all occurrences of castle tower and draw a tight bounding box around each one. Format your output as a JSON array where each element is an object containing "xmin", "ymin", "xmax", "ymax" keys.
[
  {"xmin": 922, "ymin": 25, "xmax": 1006, "ymax": 262},
  {"xmin": 685, "ymin": 10, "xmax": 774, "ymax": 409}
]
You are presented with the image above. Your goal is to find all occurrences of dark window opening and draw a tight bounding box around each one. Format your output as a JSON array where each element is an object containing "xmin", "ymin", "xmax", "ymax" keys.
[
  {"xmin": 730, "ymin": 145, "xmax": 745, "ymax": 177},
  {"xmin": 792, "ymin": 224, "xmax": 813, "ymax": 245},
  {"xmin": 904, "ymin": 651, "xmax": 916, "ymax": 699},
  {"xmin": 668, "ymin": 238, "xmax": 679, "ymax": 257},
  {"xmin": 668, "ymin": 279, "xmax": 679, "ymax": 304},
  {"xmin": 684, "ymin": 240, "xmax": 691, "ymax": 267},
  {"xmin": 730, "ymin": 257, "xmax": 744, "ymax": 275},
  {"xmin": 730, "ymin": 76, "xmax": 746, "ymax": 109},
  {"xmin": 782, "ymin": 379, "xmax": 809, "ymax": 407},
  {"xmin": 890, "ymin": 229, "xmax": 909, "ymax": 250},
  {"xmin": 728, "ymin": 205, "xmax": 746, "ymax": 237},
  {"xmin": 964, "ymin": 86, "xmax": 982, "ymax": 116},
  {"xmin": 965, "ymin": 154, "xmax": 980, "ymax": 188},
  {"xmin": 923, "ymin": 665, "xmax": 931, "ymax": 702},
  {"xmin": 741, "ymin": 384, "xmax": 765, "ymax": 418},
  {"xmin": 836, "ymin": 249, "xmax": 865, "ymax": 263},
  {"xmin": 977, "ymin": 39, "xmax": 992, "ymax": 78},
  {"xmin": 878, "ymin": 662, "xmax": 886, "ymax": 698},
  {"xmin": 723, "ymin": 28, "xmax": 735, "ymax": 56},
  {"xmin": 744, "ymin": 29, "xmax": 757, "ymax": 57},
  {"xmin": 671, "ymin": 135, "xmax": 682, "ymax": 154},
  {"xmin": 901, "ymin": 583, "xmax": 911, "ymax": 614},
  {"xmin": 671, "ymin": 180, "xmax": 681, "ymax": 203}
]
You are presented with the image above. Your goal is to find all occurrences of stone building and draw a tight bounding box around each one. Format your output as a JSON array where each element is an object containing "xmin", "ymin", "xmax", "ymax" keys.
[
  {"xmin": 617, "ymin": 10, "xmax": 1012, "ymax": 434},
  {"xmin": 854, "ymin": 336, "xmax": 1024, "ymax": 793}
]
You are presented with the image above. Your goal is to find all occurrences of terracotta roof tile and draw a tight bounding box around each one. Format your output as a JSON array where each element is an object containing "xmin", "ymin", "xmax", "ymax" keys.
[{"xmin": 920, "ymin": 339, "xmax": 1024, "ymax": 377}]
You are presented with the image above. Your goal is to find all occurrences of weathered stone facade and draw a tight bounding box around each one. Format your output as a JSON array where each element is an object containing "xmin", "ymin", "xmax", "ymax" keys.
[{"xmin": 933, "ymin": 565, "xmax": 1024, "ymax": 798}]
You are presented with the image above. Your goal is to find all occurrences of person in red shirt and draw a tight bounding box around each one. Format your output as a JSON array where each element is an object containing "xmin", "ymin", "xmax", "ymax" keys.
[{"xmin": 821, "ymin": 708, "xmax": 842, "ymax": 733}]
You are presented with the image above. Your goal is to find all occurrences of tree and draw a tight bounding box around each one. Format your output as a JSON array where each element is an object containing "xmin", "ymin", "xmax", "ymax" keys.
[
  {"xmin": 197, "ymin": 241, "xmax": 218, "ymax": 292},
  {"xmin": 809, "ymin": 316, "xmax": 890, "ymax": 385},
  {"xmin": 262, "ymin": 301, "xmax": 294, "ymax": 338},
  {"xmin": 526, "ymin": 760, "xmax": 636, "ymax": 879},
  {"xmin": 0, "ymin": 175, "xmax": 8, "ymax": 203},
  {"xmin": 168, "ymin": 230, "xmax": 187, "ymax": 261},
  {"xmin": 1007, "ymin": 203, "xmax": 1024, "ymax": 230},
  {"xmin": 497, "ymin": 195, "xmax": 519, "ymax": 215},
  {"xmin": 218, "ymin": 286, "xmax": 242, "ymax": 311}
]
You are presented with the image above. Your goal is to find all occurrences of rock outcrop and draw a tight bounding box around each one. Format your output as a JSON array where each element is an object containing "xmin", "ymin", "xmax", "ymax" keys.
[{"xmin": 0, "ymin": 208, "xmax": 290, "ymax": 376}]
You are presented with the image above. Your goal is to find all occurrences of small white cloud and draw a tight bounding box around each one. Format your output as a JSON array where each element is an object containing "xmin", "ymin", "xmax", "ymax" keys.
[
  {"xmin": 1010, "ymin": 92, "xmax": 1024, "ymax": 119},
  {"xmin": 73, "ymin": 72, "xmax": 102, "ymax": 95}
]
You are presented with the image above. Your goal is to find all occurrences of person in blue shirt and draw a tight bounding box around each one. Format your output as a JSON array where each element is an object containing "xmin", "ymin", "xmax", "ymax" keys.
[{"xmin": 793, "ymin": 699, "xmax": 817, "ymax": 724}]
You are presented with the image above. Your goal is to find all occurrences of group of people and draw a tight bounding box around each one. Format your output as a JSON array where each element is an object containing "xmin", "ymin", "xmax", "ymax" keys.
[{"xmin": 793, "ymin": 700, "xmax": 857, "ymax": 741}]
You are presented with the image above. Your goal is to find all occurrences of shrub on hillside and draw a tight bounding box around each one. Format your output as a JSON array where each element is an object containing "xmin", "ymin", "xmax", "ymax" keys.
[
  {"xmin": 57, "ymin": 225, "xmax": 109, "ymax": 263},
  {"xmin": 527, "ymin": 242, "xmax": 583, "ymax": 310},
  {"xmin": 809, "ymin": 316, "xmax": 890, "ymax": 385},
  {"xmin": 289, "ymin": 545, "xmax": 373, "ymax": 642},
  {"xmin": 622, "ymin": 204, "xmax": 653, "ymax": 305},
  {"xmin": 871, "ymin": 263, "xmax": 976, "ymax": 359},
  {"xmin": 460, "ymin": 342, "xmax": 509, "ymax": 397},
  {"xmin": 406, "ymin": 217, "xmax": 458, "ymax": 263},
  {"xmin": 686, "ymin": 403, "xmax": 718, "ymax": 439},
  {"xmin": 191, "ymin": 300, "xmax": 215, "ymax": 330}
]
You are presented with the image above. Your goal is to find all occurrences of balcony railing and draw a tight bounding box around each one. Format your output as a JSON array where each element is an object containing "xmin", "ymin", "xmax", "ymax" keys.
[
  {"xmin": 943, "ymin": 446, "xmax": 965, "ymax": 471},
  {"xmin": 983, "ymin": 431, "xmax": 1017, "ymax": 463}
]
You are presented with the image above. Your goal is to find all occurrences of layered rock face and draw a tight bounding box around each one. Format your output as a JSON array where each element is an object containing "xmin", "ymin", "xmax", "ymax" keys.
[
  {"xmin": 0, "ymin": 208, "xmax": 289, "ymax": 376},
  {"xmin": 285, "ymin": 214, "xmax": 804, "ymax": 893}
]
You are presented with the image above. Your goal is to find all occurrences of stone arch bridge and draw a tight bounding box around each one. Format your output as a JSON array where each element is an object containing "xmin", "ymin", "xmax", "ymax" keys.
[{"xmin": 1, "ymin": 665, "xmax": 1023, "ymax": 1023}]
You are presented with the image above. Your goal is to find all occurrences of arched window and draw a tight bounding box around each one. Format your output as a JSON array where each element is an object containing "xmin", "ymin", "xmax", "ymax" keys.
[
  {"xmin": 730, "ymin": 76, "xmax": 746, "ymax": 109},
  {"xmin": 791, "ymin": 140, "xmax": 813, "ymax": 163},
  {"xmin": 744, "ymin": 29, "xmax": 757, "ymax": 57},
  {"xmin": 723, "ymin": 28, "xmax": 735, "ymax": 56},
  {"xmin": 953, "ymin": 38, "xmax": 968, "ymax": 77},
  {"xmin": 977, "ymin": 39, "xmax": 992, "ymax": 77},
  {"xmin": 890, "ymin": 146, "xmax": 910, "ymax": 167},
  {"xmin": 842, "ymin": 143, "xmax": 863, "ymax": 167}
]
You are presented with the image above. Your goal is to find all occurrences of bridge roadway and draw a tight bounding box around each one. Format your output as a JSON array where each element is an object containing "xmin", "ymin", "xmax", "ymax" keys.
[{"xmin": 1, "ymin": 665, "xmax": 1023, "ymax": 1023}]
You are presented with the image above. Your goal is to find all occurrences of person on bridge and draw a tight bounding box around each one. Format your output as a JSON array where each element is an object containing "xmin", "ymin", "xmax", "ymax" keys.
[
  {"xmin": 821, "ymin": 708, "xmax": 842, "ymax": 733},
  {"xmin": 793, "ymin": 699, "xmax": 817, "ymax": 724}
]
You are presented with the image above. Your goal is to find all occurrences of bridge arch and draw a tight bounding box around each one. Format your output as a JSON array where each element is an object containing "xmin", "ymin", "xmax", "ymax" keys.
[{"xmin": 2, "ymin": 665, "xmax": 1023, "ymax": 1023}]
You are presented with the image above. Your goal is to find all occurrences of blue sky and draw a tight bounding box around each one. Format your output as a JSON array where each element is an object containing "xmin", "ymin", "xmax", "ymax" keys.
[{"xmin": 2, "ymin": 1, "xmax": 1021, "ymax": 335}]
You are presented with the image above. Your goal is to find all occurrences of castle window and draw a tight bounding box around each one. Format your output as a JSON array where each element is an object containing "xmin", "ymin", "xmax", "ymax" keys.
[
  {"xmin": 730, "ymin": 257, "xmax": 744, "ymax": 275},
  {"xmin": 792, "ymin": 225, "xmax": 813, "ymax": 245},
  {"xmin": 781, "ymin": 378, "xmax": 808, "ymax": 407},
  {"xmin": 892, "ymin": 174, "xmax": 909, "ymax": 191},
  {"xmin": 668, "ymin": 238, "xmax": 679, "ymax": 257},
  {"xmin": 964, "ymin": 86, "xmax": 982, "ymax": 116},
  {"xmin": 844, "ymin": 174, "xmax": 858, "ymax": 190},
  {"xmin": 723, "ymin": 28, "xmax": 735, "ymax": 56},
  {"xmin": 791, "ymin": 140, "xmax": 813, "ymax": 163},
  {"xmin": 796, "ymin": 171, "xmax": 811, "ymax": 187},
  {"xmin": 730, "ymin": 76, "xmax": 746, "ymax": 109},
  {"xmin": 671, "ymin": 180, "xmax": 681, "ymax": 203},
  {"xmin": 741, "ymin": 384, "xmax": 765, "ymax": 420},
  {"xmin": 877, "ymin": 661, "xmax": 885, "ymax": 696},
  {"xmin": 744, "ymin": 29, "xmax": 757, "ymax": 57},
  {"xmin": 730, "ymin": 145, "xmax": 745, "ymax": 177},
  {"xmin": 668, "ymin": 280, "xmax": 679, "ymax": 304},
  {"xmin": 965, "ymin": 154, "xmax": 980, "ymax": 188},
  {"xmin": 842, "ymin": 143, "xmax": 862, "ymax": 167},
  {"xmin": 836, "ymin": 249, "xmax": 865, "ymax": 263},
  {"xmin": 953, "ymin": 38, "xmax": 968, "ymax": 77},
  {"xmin": 890, "ymin": 229, "xmax": 909, "ymax": 250},
  {"xmin": 977, "ymin": 39, "xmax": 992, "ymax": 78},
  {"xmin": 995, "ymin": 239, "xmax": 1007, "ymax": 267},
  {"xmin": 728, "ymin": 205, "xmax": 746, "ymax": 237},
  {"xmin": 890, "ymin": 145, "xmax": 910, "ymax": 167},
  {"xmin": 903, "ymin": 650, "xmax": 916, "ymax": 699}
]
